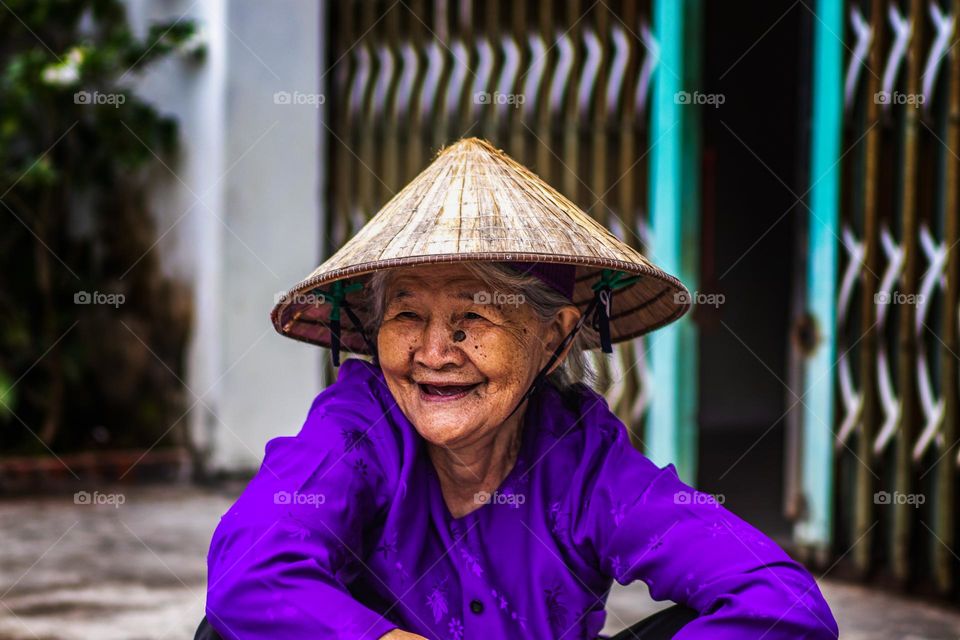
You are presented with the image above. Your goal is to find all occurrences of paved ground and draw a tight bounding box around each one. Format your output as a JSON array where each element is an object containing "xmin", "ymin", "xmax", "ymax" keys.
[{"xmin": 1, "ymin": 485, "xmax": 959, "ymax": 639}]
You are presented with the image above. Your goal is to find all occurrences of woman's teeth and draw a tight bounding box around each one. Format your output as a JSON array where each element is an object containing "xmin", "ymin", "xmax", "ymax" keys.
[{"xmin": 419, "ymin": 383, "xmax": 477, "ymax": 396}]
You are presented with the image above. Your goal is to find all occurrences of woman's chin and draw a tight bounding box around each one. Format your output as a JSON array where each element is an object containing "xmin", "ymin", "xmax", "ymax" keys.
[{"xmin": 412, "ymin": 418, "xmax": 476, "ymax": 447}]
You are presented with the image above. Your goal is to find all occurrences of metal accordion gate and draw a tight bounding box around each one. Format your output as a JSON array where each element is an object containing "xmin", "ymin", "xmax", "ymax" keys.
[{"xmin": 800, "ymin": 0, "xmax": 960, "ymax": 599}]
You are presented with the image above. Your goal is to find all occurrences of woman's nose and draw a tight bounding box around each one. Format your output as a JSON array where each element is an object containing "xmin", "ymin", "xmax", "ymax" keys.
[{"xmin": 414, "ymin": 318, "xmax": 464, "ymax": 369}]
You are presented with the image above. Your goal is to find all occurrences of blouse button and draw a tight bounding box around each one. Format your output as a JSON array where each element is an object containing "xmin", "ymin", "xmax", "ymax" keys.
[{"xmin": 469, "ymin": 599, "xmax": 484, "ymax": 614}]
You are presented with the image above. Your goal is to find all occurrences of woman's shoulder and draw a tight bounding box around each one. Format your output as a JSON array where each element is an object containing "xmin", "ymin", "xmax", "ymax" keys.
[
  {"xmin": 535, "ymin": 381, "xmax": 664, "ymax": 500},
  {"xmin": 297, "ymin": 359, "xmax": 400, "ymax": 437},
  {"xmin": 536, "ymin": 381, "xmax": 633, "ymax": 454}
]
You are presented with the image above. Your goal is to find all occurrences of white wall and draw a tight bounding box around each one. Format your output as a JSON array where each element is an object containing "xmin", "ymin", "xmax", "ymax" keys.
[{"xmin": 127, "ymin": 0, "xmax": 327, "ymax": 472}]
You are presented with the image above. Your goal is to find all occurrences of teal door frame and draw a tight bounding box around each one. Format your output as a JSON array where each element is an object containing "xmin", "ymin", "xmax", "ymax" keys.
[
  {"xmin": 796, "ymin": 0, "xmax": 843, "ymax": 552},
  {"xmin": 647, "ymin": 0, "xmax": 703, "ymax": 484}
]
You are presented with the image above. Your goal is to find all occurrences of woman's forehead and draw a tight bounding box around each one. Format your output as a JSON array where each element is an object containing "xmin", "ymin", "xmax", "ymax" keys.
[
  {"xmin": 384, "ymin": 266, "xmax": 487, "ymax": 296},
  {"xmin": 387, "ymin": 286, "xmax": 478, "ymax": 303}
]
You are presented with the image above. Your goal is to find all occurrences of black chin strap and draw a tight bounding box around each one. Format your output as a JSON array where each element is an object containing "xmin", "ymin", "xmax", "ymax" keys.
[
  {"xmin": 502, "ymin": 293, "xmax": 601, "ymax": 423},
  {"xmin": 310, "ymin": 281, "xmax": 378, "ymax": 366}
]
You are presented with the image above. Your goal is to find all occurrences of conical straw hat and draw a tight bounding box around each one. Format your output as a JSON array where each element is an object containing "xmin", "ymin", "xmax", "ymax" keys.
[{"xmin": 271, "ymin": 137, "xmax": 691, "ymax": 354}]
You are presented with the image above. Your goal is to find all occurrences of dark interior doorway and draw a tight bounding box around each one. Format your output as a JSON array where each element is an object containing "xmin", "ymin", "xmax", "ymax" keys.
[{"xmin": 695, "ymin": 1, "xmax": 810, "ymax": 542}]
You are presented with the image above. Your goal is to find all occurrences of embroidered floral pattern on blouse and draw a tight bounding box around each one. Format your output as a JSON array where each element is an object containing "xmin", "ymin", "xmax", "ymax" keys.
[
  {"xmin": 392, "ymin": 560, "xmax": 411, "ymax": 583},
  {"xmin": 707, "ymin": 519, "xmax": 729, "ymax": 538},
  {"xmin": 375, "ymin": 529, "xmax": 398, "ymax": 557},
  {"xmin": 610, "ymin": 500, "xmax": 627, "ymax": 527},
  {"xmin": 340, "ymin": 427, "xmax": 371, "ymax": 452},
  {"xmin": 509, "ymin": 609, "xmax": 528, "ymax": 629},
  {"xmin": 548, "ymin": 502, "xmax": 567, "ymax": 536},
  {"xmin": 426, "ymin": 578, "xmax": 449, "ymax": 623},
  {"xmin": 545, "ymin": 583, "xmax": 569, "ymax": 633},
  {"xmin": 646, "ymin": 532, "xmax": 666, "ymax": 553},
  {"xmin": 447, "ymin": 616, "xmax": 464, "ymax": 640},
  {"xmin": 282, "ymin": 516, "xmax": 311, "ymax": 541},
  {"xmin": 458, "ymin": 546, "xmax": 484, "ymax": 577},
  {"xmin": 610, "ymin": 554, "xmax": 623, "ymax": 578},
  {"xmin": 489, "ymin": 587, "xmax": 528, "ymax": 631}
]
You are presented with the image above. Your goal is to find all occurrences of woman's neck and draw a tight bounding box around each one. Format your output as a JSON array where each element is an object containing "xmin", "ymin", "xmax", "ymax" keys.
[{"xmin": 426, "ymin": 411, "xmax": 525, "ymax": 517}]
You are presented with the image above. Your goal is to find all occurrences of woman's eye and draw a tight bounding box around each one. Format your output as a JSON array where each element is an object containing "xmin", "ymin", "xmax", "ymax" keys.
[
  {"xmin": 463, "ymin": 312, "xmax": 485, "ymax": 320},
  {"xmin": 396, "ymin": 311, "xmax": 420, "ymax": 320}
]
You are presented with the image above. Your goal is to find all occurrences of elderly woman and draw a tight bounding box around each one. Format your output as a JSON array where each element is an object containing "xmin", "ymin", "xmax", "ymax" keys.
[{"xmin": 199, "ymin": 139, "xmax": 838, "ymax": 640}]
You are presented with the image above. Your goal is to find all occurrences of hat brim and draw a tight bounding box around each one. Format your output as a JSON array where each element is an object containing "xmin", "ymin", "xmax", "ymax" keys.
[{"xmin": 270, "ymin": 251, "xmax": 691, "ymax": 355}]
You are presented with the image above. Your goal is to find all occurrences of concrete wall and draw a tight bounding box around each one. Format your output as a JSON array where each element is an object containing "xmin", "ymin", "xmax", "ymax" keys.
[{"xmin": 127, "ymin": 0, "xmax": 327, "ymax": 471}]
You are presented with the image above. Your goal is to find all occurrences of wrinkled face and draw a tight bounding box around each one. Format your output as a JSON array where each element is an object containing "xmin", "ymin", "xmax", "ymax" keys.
[{"xmin": 376, "ymin": 264, "xmax": 574, "ymax": 449}]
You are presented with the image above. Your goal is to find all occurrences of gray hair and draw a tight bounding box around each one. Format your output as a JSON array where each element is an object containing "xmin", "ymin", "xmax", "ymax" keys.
[{"xmin": 361, "ymin": 262, "xmax": 599, "ymax": 392}]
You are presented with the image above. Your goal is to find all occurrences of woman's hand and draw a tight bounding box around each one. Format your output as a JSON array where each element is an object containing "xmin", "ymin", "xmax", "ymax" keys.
[{"xmin": 378, "ymin": 629, "xmax": 429, "ymax": 640}]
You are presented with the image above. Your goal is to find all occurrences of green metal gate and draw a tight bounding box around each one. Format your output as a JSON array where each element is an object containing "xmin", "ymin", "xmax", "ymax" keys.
[{"xmin": 800, "ymin": 0, "xmax": 960, "ymax": 597}]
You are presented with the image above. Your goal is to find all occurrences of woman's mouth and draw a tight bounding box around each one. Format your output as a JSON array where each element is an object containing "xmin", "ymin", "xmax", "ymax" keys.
[{"xmin": 417, "ymin": 382, "xmax": 480, "ymax": 402}]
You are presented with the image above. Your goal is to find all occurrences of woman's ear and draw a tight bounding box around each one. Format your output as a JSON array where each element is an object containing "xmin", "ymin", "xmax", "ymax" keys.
[{"xmin": 544, "ymin": 306, "xmax": 581, "ymax": 375}]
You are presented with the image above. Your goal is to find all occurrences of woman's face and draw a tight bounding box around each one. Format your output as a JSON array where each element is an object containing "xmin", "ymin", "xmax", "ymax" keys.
[{"xmin": 376, "ymin": 264, "xmax": 577, "ymax": 449}]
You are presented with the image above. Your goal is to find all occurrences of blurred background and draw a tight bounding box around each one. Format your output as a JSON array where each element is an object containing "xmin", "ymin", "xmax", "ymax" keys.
[{"xmin": 1, "ymin": 0, "xmax": 959, "ymax": 638}]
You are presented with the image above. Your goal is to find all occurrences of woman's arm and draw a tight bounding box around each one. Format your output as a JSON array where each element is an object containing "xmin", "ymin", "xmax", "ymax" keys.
[
  {"xmin": 204, "ymin": 392, "xmax": 401, "ymax": 639},
  {"xmin": 602, "ymin": 464, "xmax": 838, "ymax": 639},
  {"xmin": 572, "ymin": 418, "xmax": 839, "ymax": 639}
]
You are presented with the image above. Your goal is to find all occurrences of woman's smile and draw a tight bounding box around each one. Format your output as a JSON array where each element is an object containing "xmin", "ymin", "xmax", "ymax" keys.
[{"xmin": 416, "ymin": 379, "xmax": 483, "ymax": 402}]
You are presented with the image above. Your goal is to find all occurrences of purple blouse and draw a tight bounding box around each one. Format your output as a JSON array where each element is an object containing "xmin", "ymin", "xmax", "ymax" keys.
[{"xmin": 204, "ymin": 358, "xmax": 838, "ymax": 639}]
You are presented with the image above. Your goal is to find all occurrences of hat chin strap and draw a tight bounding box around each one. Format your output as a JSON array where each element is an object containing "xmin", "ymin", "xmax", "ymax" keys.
[{"xmin": 502, "ymin": 290, "xmax": 602, "ymax": 423}]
